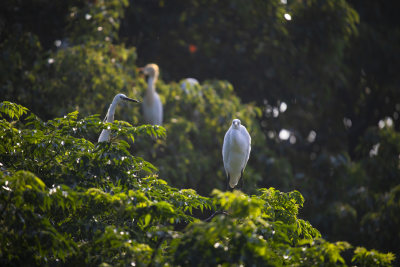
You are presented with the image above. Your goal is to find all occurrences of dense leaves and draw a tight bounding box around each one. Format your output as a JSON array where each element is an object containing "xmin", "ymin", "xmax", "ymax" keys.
[
  {"xmin": 1, "ymin": 0, "xmax": 399, "ymax": 265},
  {"xmin": 0, "ymin": 102, "xmax": 395, "ymax": 265},
  {"xmin": 121, "ymin": 2, "xmax": 400, "ymax": 262}
]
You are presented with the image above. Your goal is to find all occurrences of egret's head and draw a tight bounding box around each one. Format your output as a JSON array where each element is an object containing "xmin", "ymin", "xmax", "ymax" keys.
[
  {"xmin": 232, "ymin": 119, "xmax": 241, "ymax": 129},
  {"xmin": 140, "ymin": 63, "xmax": 159, "ymax": 78},
  {"xmin": 114, "ymin": 93, "xmax": 140, "ymax": 103}
]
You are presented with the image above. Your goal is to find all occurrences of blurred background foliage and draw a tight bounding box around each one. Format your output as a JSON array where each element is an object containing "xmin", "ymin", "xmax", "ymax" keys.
[{"xmin": 1, "ymin": 0, "xmax": 400, "ymax": 264}]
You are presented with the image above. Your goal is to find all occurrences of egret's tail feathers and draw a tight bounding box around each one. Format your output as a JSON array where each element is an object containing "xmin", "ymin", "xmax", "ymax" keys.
[
  {"xmin": 229, "ymin": 170, "xmax": 244, "ymax": 189},
  {"xmin": 229, "ymin": 175, "xmax": 240, "ymax": 188}
]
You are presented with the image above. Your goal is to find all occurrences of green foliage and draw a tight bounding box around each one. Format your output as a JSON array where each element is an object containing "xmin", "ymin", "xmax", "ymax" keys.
[
  {"xmin": 0, "ymin": 102, "xmax": 209, "ymax": 265},
  {"xmin": 0, "ymin": 101, "xmax": 29, "ymax": 120},
  {"xmin": 121, "ymin": 1, "xmax": 400, "ymax": 262},
  {"xmin": 66, "ymin": 0, "xmax": 129, "ymax": 44},
  {"xmin": 1, "ymin": 0, "xmax": 289, "ymax": 197},
  {"xmin": 352, "ymin": 247, "xmax": 396, "ymax": 267},
  {"xmin": 172, "ymin": 189, "xmax": 346, "ymax": 266},
  {"xmin": 38, "ymin": 41, "xmax": 137, "ymax": 120},
  {"xmin": 1, "ymin": 0, "xmax": 135, "ymax": 120},
  {"xmin": 1, "ymin": 0, "xmax": 399, "ymax": 265},
  {"xmin": 0, "ymin": 102, "xmax": 395, "ymax": 266},
  {"xmin": 309, "ymin": 126, "xmax": 400, "ymax": 256},
  {"xmin": 0, "ymin": 171, "xmax": 76, "ymax": 265}
]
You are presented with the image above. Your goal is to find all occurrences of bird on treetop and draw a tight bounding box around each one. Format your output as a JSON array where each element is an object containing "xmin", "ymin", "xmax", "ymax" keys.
[
  {"xmin": 98, "ymin": 93, "xmax": 139, "ymax": 143},
  {"xmin": 222, "ymin": 119, "xmax": 251, "ymax": 190},
  {"xmin": 139, "ymin": 63, "xmax": 163, "ymax": 126}
]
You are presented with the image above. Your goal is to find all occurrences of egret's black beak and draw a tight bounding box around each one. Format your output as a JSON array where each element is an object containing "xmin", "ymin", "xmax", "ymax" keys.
[{"xmin": 122, "ymin": 96, "xmax": 140, "ymax": 103}]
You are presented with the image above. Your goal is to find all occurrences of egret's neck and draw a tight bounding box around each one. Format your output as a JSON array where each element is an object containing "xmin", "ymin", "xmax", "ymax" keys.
[
  {"xmin": 106, "ymin": 99, "xmax": 119, "ymax": 123},
  {"xmin": 147, "ymin": 75, "xmax": 158, "ymax": 94}
]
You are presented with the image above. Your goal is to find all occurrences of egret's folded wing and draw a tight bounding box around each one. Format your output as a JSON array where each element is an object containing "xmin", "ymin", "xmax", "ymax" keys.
[
  {"xmin": 241, "ymin": 126, "xmax": 251, "ymax": 168},
  {"xmin": 98, "ymin": 129, "xmax": 110, "ymax": 143},
  {"xmin": 222, "ymin": 128, "xmax": 231, "ymax": 172}
]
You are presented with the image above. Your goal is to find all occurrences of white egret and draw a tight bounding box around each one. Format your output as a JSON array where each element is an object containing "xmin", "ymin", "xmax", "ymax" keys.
[
  {"xmin": 140, "ymin": 63, "xmax": 163, "ymax": 125},
  {"xmin": 180, "ymin": 78, "xmax": 199, "ymax": 94},
  {"xmin": 222, "ymin": 119, "xmax": 251, "ymax": 189},
  {"xmin": 98, "ymin": 93, "xmax": 139, "ymax": 142}
]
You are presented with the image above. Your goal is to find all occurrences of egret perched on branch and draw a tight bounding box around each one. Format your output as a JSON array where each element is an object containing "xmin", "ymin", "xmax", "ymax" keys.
[
  {"xmin": 98, "ymin": 93, "xmax": 139, "ymax": 142},
  {"xmin": 222, "ymin": 119, "xmax": 251, "ymax": 189},
  {"xmin": 140, "ymin": 63, "xmax": 163, "ymax": 125}
]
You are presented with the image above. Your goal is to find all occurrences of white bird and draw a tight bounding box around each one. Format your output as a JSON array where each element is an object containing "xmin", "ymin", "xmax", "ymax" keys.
[
  {"xmin": 180, "ymin": 78, "xmax": 199, "ymax": 94},
  {"xmin": 222, "ymin": 119, "xmax": 251, "ymax": 189},
  {"xmin": 140, "ymin": 63, "xmax": 163, "ymax": 125},
  {"xmin": 98, "ymin": 93, "xmax": 139, "ymax": 142}
]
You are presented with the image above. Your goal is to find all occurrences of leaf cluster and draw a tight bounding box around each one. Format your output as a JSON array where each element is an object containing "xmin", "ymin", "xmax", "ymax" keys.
[{"xmin": 0, "ymin": 101, "xmax": 395, "ymax": 266}]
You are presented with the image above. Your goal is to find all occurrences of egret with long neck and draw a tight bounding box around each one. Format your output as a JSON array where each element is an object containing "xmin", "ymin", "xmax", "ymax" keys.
[
  {"xmin": 98, "ymin": 93, "xmax": 139, "ymax": 142},
  {"xmin": 140, "ymin": 63, "xmax": 163, "ymax": 125}
]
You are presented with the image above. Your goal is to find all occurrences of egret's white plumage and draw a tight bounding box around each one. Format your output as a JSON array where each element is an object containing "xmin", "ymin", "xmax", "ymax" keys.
[
  {"xmin": 141, "ymin": 63, "xmax": 163, "ymax": 125},
  {"xmin": 98, "ymin": 93, "xmax": 139, "ymax": 142},
  {"xmin": 222, "ymin": 119, "xmax": 251, "ymax": 189},
  {"xmin": 180, "ymin": 78, "xmax": 199, "ymax": 94}
]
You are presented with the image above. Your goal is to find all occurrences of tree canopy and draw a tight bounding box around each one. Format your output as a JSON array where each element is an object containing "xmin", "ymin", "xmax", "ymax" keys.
[{"xmin": 1, "ymin": 0, "xmax": 399, "ymax": 265}]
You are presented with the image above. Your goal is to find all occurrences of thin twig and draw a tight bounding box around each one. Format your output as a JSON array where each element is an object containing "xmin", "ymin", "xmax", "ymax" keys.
[{"xmin": 204, "ymin": 210, "xmax": 228, "ymax": 222}]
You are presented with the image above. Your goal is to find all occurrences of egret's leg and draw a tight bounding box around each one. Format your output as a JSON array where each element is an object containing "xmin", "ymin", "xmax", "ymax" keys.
[{"xmin": 238, "ymin": 170, "xmax": 244, "ymax": 190}]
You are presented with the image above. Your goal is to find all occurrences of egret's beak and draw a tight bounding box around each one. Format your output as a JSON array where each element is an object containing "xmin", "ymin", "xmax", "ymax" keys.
[
  {"xmin": 138, "ymin": 67, "xmax": 144, "ymax": 73},
  {"xmin": 122, "ymin": 96, "xmax": 140, "ymax": 103}
]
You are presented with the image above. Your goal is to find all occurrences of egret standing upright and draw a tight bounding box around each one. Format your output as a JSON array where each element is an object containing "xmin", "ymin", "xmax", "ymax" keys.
[
  {"xmin": 222, "ymin": 119, "xmax": 251, "ymax": 190},
  {"xmin": 140, "ymin": 63, "xmax": 163, "ymax": 125},
  {"xmin": 98, "ymin": 93, "xmax": 139, "ymax": 142}
]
